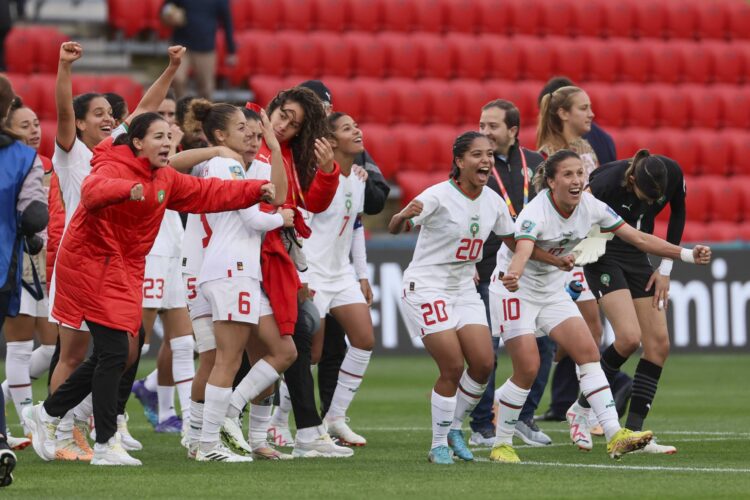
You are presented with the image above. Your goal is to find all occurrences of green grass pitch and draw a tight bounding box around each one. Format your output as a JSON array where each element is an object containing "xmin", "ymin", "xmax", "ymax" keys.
[{"xmin": 2, "ymin": 354, "xmax": 749, "ymax": 499}]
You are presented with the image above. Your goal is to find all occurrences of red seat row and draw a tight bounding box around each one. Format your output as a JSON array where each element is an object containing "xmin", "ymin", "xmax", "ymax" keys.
[
  {"xmin": 654, "ymin": 220, "xmax": 750, "ymax": 242},
  {"xmin": 680, "ymin": 176, "xmax": 750, "ymax": 224},
  {"xmin": 107, "ymin": 0, "xmax": 171, "ymax": 39},
  {"xmin": 4, "ymin": 27, "xmax": 68, "ymax": 74},
  {"xmin": 220, "ymin": 30, "xmax": 750, "ymax": 85}
]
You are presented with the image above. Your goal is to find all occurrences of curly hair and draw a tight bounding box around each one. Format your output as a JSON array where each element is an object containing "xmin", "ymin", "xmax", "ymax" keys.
[{"xmin": 267, "ymin": 87, "xmax": 330, "ymax": 191}]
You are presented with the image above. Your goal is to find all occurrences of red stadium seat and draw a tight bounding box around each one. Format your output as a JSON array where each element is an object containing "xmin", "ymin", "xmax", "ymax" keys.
[
  {"xmin": 314, "ymin": 32, "xmax": 353, "ymax": 78},
  {"xmin": 71, "ymin": 75, "xmax": 101, "ymax": 96},
  {"xmin": 705, "ymin": 221, "xmax": 739, "ymax": 242},
  {"xmin": 695, "ymin": 131, "xmax": 732, "ymax": 176},
  {"xmin": 618, "ymin": 40, "xmax": 652, "ymax": 83},
  {"xmin": 681, "ymin": 222, "xmax": 709, "ymax": 243},
  {"xmin": 584, "ymin": 39, "xmax": 620, "ymax": 84},
  {"xmin": 660, "ymin": 129, "xmax": 700, "ymax": 176},
  {"xmin": 400, "ymin": 125, "xmax": 436, "ymax": 172},
  {"xmin": 602, "ymin": 1, "xmax": 635, "ymax": 38},
  {"xmin": 249, "ymin": 0, "xmax": 282, "ymax": 29},
  {"xmin": 250, "ymin": 32, "xmax": 288, "ymax": 77},
  {"xmin": 551, "ymin": 38, "xmax": 587, "ymax": 84},
  {"xmin": 728, "ymin": 0, "xmax": 750, "ymax": 40},
  {"xmin": 685, "ymin": 87, "xmax": 722, "ymax": 129},
  {"xmin": 507, "ymin": 0, "xmax": 542, "ymax": 36},
  {"xmin": 540, "ymin": 0, "xmax": 574, "ymax": 37},
  {"xmin": 680, "ymin": 44, "xmax": 714, "ymax": 84},
  {"xmin": 649, "ymin": 41, "xmax": 684, "ymax": 85},
  {"xmin": 347, "ymin": 33, "xmax": 386, "ymax": 78},
  {"xmin": 609, "ymin": 128, "xmax": 641, "ymax": 159},
  {"xmin": 349, "ymin": 0, "xmax": 382, "ymax": 32},
  {"xmin": 517, "ymin": 126, "xmax": 536, "ymax": 150},
  {"xmin": 737, "ymin": 177, "xmax": 750, "ymax": 221},
  {"xmin": 704, "ymin": 176, "xmax": 743, "ymax": 223},
  {"xmin": 314, "ymin": 0, "xmax": 348, "ymax": 32},
  {"xmin": 396, "ymin": 170, "xmax": 447, "ymax": 206},
  {"xmin": 453, "ymin": 80, "xmax": 490, "ymax": 125},
  {"xmin": 654, "ymin": 85, "xmax": 690, "ymax": 128},
  {"xmin": 422, "ymin": 80, "xmax": 462, "ymax": 126},
  {"xmin": 325, "ymin": 77, "xmax": 362, "ymax": 117},
  {"xmin": 484, "ymin": 35, "xmax": 521, "ymax": 80},
  {"xmin": 450, "ymin": 34, "xmax": 488, "ymax": 80},
  {"xmin": 718, "ymin": 85, "xmax": 750, "ymax": 129},
  {"xmin": 108, "ymin": 0, "xmax": 148, "ymax": 38},
  {"xmin": 665, "ymin": 1, "xmax": 697, "ymax": 39},
  {"xmin": 230, "ymin": 0, "xmax": 251, "ymax": 31},
  {"xmin": 382, "ymin": 0, "xmax": 413, "ymax": 32},
  {"xmin": 360, "ymin": 124, "xmax": 402, "ymax": 179},
  {"xmin": 684, "ymin": 176, "xmax": 711, "ymax": 222},
  {"xmin": 7, "ymin": 74, "xmax": 32, "ymax": 106},
  {"xmin": 727, "ymin": 131, "xmax": 750, "ymax": 175},
  {"xmin": 585, "ymin": 84, "xmax": 625, "ymax": 128},
  {"xmin": 28, "ymin": 74, "xmax": 57, "ymax": 121},
  {"xmin": 414, "ymin": 34, "xmax": 453, "ymax": 80},
  {"xmin": 570, "ymin": 0, "xmax": 603, "ymax": 38},
  {"xmin": 626, "ymin": 127, "xmax": 666, "ymax": 157},
  {"xmin": 38, "ymin": 120, "xmax": 56, "ymax": 159},
  {"xmin": 519, "ymin": 36, "xmax": 554, "ymax": 82},
  {"xmin": 248, "ymin": 75, "xmax": 286, "ymax": 108},
  {"xmin": 430, "ymin": 126, "xmax": 460, "ymax": 172},
  {"xmin": 358, "ymin": 78, "xmax": 395, "ymax": 125},
  {"xmin": 388, "ymin": 79, "xmax": 428, "ymax": 125},
  {"xmin": 282, "ymin": 31, "xmax": 321, "ymax": 78},
  {"xmin": 413, "ymin": 0, "xmax": 444, "ymax": 33},
  {"xmin": 740, "ymin": 222, "xmax": 750, "ymax": 241},
  {"xmin": 99, "ymin": 75, "xmax": 143, "ymax": 111},
  {"xmin": 281, "ymin": 0, "xmax": 315, "ymax": 31},
  {"xmin": 633, "ymin": 0, "xmax": 666, "ymax": 39},
  {"xmin": 381, "ymin": 33, "xmax": 422, "ymax": 79},
  {"xmin": 4, "ymin": 29, "xmax": 35, "ymax": 74},
  {"xmin": 695, "ymin": 0, "xmax": 727, "ymax": 40},
  {"xmin": 483, "ymin": 80, "xmax": 536, "ymax": 126},
  {"xmin": 444, "ymin": 0, "xmax": 479, "ymax": 34},
  {"xmin": 477, "ymin": 0, "xmax": 511, "ymax": 36},
  {"xmin": 223, "ymin": 31, "xmax": 254, "ymax": 86},
  {"xmin": 35, "ymin": 28, "xmax": 69, "ymax": 74},
  {"xmin": 707, "ymin": 42, "xmax": 744, "ymax": 85},
  {"xmin": 621, "ymin": 84, "xmax": 659, "ymax": 128}
]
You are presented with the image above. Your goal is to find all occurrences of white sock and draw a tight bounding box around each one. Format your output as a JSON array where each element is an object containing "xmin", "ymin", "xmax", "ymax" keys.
[
  {"xmin": 56, "ymin": 411, "xmax": 74, "ymax": 440},
  {"xmin": 579, "ymin": 362, "xmax": 620, "ymax": 440},
  {"xmin": 188, "ymin": 400, "xmax": 204, "ymax": 444},
  {"xmin": 431, "ymin": 390, "xmax": 457, "ymax": 450},
  {"xmin": 200, "ymin": 384, "xmax": 231, "ymax": 449},
  {"xmin": 451, "ymin": 371, "xmax": 487, "ymax": 430},
  {"xmin": 29, "ymin": 344, "xmax": 55, "ymax": 380},
  {"xmin": 1, "ymin": 381, "xmax": 8, "ymax": 407},
  {"xmin": 296, "ymin": 424, "xmax": 325, "ymax": 442},
  {"xmin": 72, "ymin": 393, "xmax": 93, "ymax": 421},
  {"xmin": 227, "ymin": 359, "xmax": 279, "ymax": 419},
  {"xmin": 141, "ymin": 343, "xmax": 150, "ymax": 356},
  {"xmin": 6, "ymin": 340, "xmax": 33, "ymax": 425},
  {"xmin": 157, "ymin": 385, "xmax": 177, "ymax": 423},
  {"xmin": 144, "ymin": 369, "xmax": 158, "ymax": 392},
  {"xmin": 170, "ymin": 335, "xmax": 195, "ymax": 416},
  {"xmin": 494, "ymin": 379, "xmax": 529, "ymax": 446},
  {"xmin": 270, "ymin": 380, "xmax": 292, "ymax": 427},
  {"xmin": 327, "ymin": 347, "xmax": 371, "ymax": 419},
  {"xmin": 249, "ymin": 400, "xmax": 273, "ymax": 448}
]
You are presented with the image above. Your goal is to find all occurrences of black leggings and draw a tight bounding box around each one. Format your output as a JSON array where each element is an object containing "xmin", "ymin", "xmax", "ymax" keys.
[
  {"xmin": 44, "ymin": 321, "xmax": 129, "ymax": 444},
  {"xmin": 318, "ymin": 314, "xmax": 347, "ymax": 417},
  {"xmin": 284, "ymin": 299, "xmax": 322, "ymax": 430}
]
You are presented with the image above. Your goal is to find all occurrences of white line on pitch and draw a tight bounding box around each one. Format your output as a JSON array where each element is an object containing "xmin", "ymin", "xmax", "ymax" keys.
[{"xmin": 470, "ymin": 459, "xmax": 750, "ymax": 474}]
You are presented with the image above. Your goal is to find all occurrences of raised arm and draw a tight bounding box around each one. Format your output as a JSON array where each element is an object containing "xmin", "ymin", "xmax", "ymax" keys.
[
  {"xmin": 124, "ymin": 46, "xmax": 186, "ymax": 124},
  {"xmin": 169, "ymin": 146, "xmax": 243, "ymax": 173},
  {"xmin": 389, "ymin": 199, "xmax": 423, "ymax": 234},
  {"xmin": 55, "ymin": 42, "xmax": 83, "ymax": 152},
  {"xmin": 614, "ymin": 223, "xmax": 711, "ymax": 264},
  {"xmin": 259, "ymin": 110, "xmax": 287, "ymax": 205}
]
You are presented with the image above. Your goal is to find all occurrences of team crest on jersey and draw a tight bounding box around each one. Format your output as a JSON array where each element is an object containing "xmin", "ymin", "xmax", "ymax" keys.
[
  {"xmin": 229, "ymin": 165, "xmax": 245, "ymax": 180},
  {"xmin": 470, "ymin": 222, "xmax": 480, "ymax": 237},
  {"xmin": 520, "ymin": 220, "xmax": 536, "ymax": 234},
  {"xmin": 345, "ymin": 196, "xmax": 353, "ymax": 213},
  {"xmin": 600, "ymin": 273, "xmax": 611, "ymax": 287},
  {"xmin": 157, "ymin": 190, "xmax": 166, "ymax": 203}
]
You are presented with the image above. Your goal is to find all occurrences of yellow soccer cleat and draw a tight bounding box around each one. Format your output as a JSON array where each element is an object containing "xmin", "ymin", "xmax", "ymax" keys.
[
  {"xmin": 607, "ymin": 428, "xmax": 653, "ymax": 459},
  {"xmin": 489, "ymin": 443, "xmax": 521, "ymax": 464}
]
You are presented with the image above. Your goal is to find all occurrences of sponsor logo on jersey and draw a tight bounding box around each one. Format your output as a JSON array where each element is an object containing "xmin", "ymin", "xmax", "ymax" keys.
[
  {"xmin": 600, "ymin": 273, "xmax": 611, "ymax": 286},
  {"xmin": 157, "ymin": 190, "xmax": 166, "ymax": 203},
  {"xmin": 520, "ymin": 220, "xmax": 535, "ymax": 234},
  {"xmin": 229, "ymin": 165, "xmax": 245, "ymax": 180}
]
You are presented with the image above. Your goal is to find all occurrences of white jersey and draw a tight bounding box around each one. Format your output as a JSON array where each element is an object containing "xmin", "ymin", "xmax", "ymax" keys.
[
  {"xmin": 302, "ymin": 173, "xmax": 366, "ymax": 285},
  {"xmin": 52, "ymin": 138, "xmax": 92, "ymax": 227},
  {"xmin": 149, "ymin": 210, "xmax": 184, "ymax": 257},
  {"xmin": 494, "ymin": 189, "xmax": 624, "ymax": 301},
  {"xmin": 197, "ymin": 157, "xmax": 280, "ymax": 284},
  {"xmin": 180, "ymin": 162, "xmax": 209, "ymax": 276},
  {"xmin": 403, "ymin": 179, "xmax": 514, "ymax": 293}
]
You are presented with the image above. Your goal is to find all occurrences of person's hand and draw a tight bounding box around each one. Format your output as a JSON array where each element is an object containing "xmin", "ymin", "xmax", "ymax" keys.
[
  {"xmin": 170, "ymin": 123, "xmax": 184, "ymax": 148},
  {"xmin": 360, "ymin": 279, "xmax": 373, "ymax": 306},
  {"xmin": 501, "ymin": 272, "xmax": 520, "ymax": 292},
  {"xmin": 130, "ymin": 183, "xmax": 145, "ymax": 201},
  {"xmin": 314, "ymin": 138, "xmax": 335, "ymax": 172},
  {"xmin": 167, "ymin": 45, "xmax": 186, "ymax": 68},
  {"xmin": 215, "ymin": 146, "xmax": 245, "ymax": 167},
  {"xmin": 557, "ymin": 254, "xmax": 575, "ymax": 272},
  {"xmin": 399, "ymin": 199, "xmax": 423, "ymax": 220},
  {"xmin": 693, "ymin": 245, "xmax": 712, "ymax": 264},
  {"xmin": 280, "ymin": 208, "xmax": 295, "ymax": 227},
  {"xmin": 298, "ymin": 283, "xmax": 313, "ymax": 302},
  {"xmin": 259, "ymin": 109, "xmax": 281, "ymax": 152},
  {"xmin": 59, "ymin": 41, "xmax": 82, "ymax": 64},
  {"xmin": 225, "ymin": 53, "xmax": 238, "ymax": 67},
  {"xmin": 260, "ymin": 183, "xmax": 276, "ymax": 203},
  {"xmin": 646, "ymin": 270, "xmax": 670, "ymax": 311},
  {"xmin": 353, "ymin": 164, "xmax": 368, "ymax": 182}
]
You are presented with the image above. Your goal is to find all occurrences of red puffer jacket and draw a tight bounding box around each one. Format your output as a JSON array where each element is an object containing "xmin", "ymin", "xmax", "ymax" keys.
[
  {"xmin": 45, "ymin": 169, "xmax": 65, "ymax": 293},
  {"xmin": 51, "ymin": 137, "xmax": 269, "ymax": 336}
]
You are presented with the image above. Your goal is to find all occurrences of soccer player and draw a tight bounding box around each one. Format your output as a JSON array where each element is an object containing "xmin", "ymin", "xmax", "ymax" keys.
[
  {"xmin": 488, "ymin": 149, "xmax": 711, "ymax": 463},
  {"xmin": 389, "ymin": 132, "xmax": 515, "ymax": 465}
]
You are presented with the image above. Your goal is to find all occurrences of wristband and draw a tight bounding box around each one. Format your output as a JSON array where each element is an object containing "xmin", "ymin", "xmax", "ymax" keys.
[
  {"xmin": 680, "ymin": 248, "xmax": 695, "ymax": 264},
  {"xmin": 658, "ymin": 259, "xmax": 673, "ymax": 276}
]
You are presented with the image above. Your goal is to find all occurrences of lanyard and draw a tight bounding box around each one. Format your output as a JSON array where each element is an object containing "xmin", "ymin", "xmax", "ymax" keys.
[
  {"xmin": 491, "ymin": 147, "xmax": 529, "ymax": 219},
  {"xmin": 282, "ymin": 149, "xmax": 306, "ymax": 209}
]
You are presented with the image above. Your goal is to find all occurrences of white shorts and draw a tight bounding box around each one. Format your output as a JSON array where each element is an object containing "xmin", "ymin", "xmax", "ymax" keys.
[
  {"xmin": 310, "ymin": 279, "xmax": 367, "ymax": 319},
  {"xmin": 401, "ymin": 286, "xmax": 487, "ymax": 339},
  {"xmin": 19, "ymin": 285, "xmax": 49, "ymax": 318},
  {"xmin": 568, "ymin": 266, "xmax": 594, "ymax": 302},
  {"xmin": 259, "ymin": 288, "xmax": 273, "ymax": 318},
  {"xmin": 201, "ymin": 276, "xmax": 261, "ymax": 325},
  {"xmin": 142, "ymin": 255, "xmax": 187, "ymax": 310},
  {"xmin": 47, "ymin": 271, "xmax": 90, "ymax": 332},
  {"xmin": 182, "ymin": 273, "xmax": 211, "ymax": 321},
  {"xmin": 489, "ymin": 283, "xmax": 582, "ymax": 342}
]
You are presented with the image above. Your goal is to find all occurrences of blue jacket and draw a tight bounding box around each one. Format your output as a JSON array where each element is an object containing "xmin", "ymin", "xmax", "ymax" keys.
[
  {"xmin": 584, "ymin": 122, "xmax": 617, "ymax": 165},
  {"xmin": 169, "ymin": 0, "xmax": 236, "ymax": 53}
]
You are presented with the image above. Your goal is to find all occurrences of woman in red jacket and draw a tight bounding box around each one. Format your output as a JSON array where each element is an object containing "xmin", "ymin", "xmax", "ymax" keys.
[{"xmin": 24, "ymin": 112, "xmax": 276, "ymax": 466}]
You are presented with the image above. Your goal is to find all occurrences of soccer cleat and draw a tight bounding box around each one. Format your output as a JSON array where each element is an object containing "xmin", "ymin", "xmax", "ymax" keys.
[
  {"xmin": 91, "ymin": 436, "xmax": 142, "ymax": 466},
  {"xmin": 447, "ymin": 429, "xmax": 473, "ymax": 461},
  {"xmin": 155, "ymin": 415, "xmax": 183, "ymax": 434},
  {"xmin": 324, "ymin": 417, "xmax": 366, "ymax": 447},
  {"xmin": 220, "ymin": 417, "xmax": 253, "ymax": 456},
  {"xmin": 55, "ymin": 438, "xmax": 93, "ymax": 461},
  {"xmin": 117, "ymin": 414, "xmax": 143, "ymax": 451},
  {"xmin": 186, "ymin": 442, "xmax": 199, "ymax": 460},
  {"xmin": 23, "ymin": 404, "xmax": 57, "ymax": 461},
  {"xmin": 5, "ymin": 434, "xmax": 30, "ymax": 452},
  {"xmin": 514, "ymin": 419, "xmax": 552, "ymax": 447},
  {"xmin": 468, "ymin": 427, "xmax": 495, "ymax": 447},
  {"xmin": 251, "ymin": 443, "xmax": 293, "ymax": 460},
  {"xmin": 566, "ymin": 402, "xmax": 593, "ymax": 451},
  {"xmin": 0, "ymin": 449, "xmax": 16, "ymax": 487},
  {"xmin": 607, "ymin": 428, "xmax": 653, "ymax": 459},
  {"xmin": 73, "ymin": 419, "xmax": 94, "ymax": 457},
  {"xmin": 489, "ymin": 443, "xmax": 521, "ymax": 463},
  {"xmin": 427, "ymin": 445, "xmax": 454, "ymax": 465},
  {"xmin": 196, "ymin": 443, "xmax": 253, "ymax": 463},
  {"xmin": 292, "ymin": 433, "xmax": 354, "ymax": 458},
  {"xmin": 635, "ymin": 438, "xmax": 676, "ymax": 455},
  {"xmin": 267, "ymin": 424, "xmax": 294, "ymax": 447},
  {"xmin": 131, "ymin": 379, "xmax": 158, "ymax": 427}
]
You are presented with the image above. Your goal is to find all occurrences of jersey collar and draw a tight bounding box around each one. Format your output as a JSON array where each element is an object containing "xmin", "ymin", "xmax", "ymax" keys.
[
  {"xmin": 449, "ymin": 179, "xmax": 481, "ymax": 200},
  {"xmin": 547, "ymin": 190, "xmax": 574, "ymax": 219}
]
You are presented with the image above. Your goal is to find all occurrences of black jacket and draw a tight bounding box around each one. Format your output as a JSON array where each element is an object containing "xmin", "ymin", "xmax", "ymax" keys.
[
  {"xmin": 477, "ymin": 142, "xmax": 544, "ymax": 282},
  {"xmin": 354, "ymin": 149, "xmax": 390, "ymax": 216}
]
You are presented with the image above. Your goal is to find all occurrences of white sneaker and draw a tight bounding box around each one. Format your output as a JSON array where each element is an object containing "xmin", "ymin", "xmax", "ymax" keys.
[
  {"xmin": 292, "ymin": 433, "xmax": 354, "ymax": 458},
  {"xmin": 117, "ymin": 414, "xmax": 142, "ymax": 451},
  {"xmin": 636, "ymin": 438, "xmax": 677, "ymax": 455},
  {"xmin": 566, "ymin": 402, "xmax": 593, "ymax": 451},
  {"xmin": 251, "ymin": 442, "xmax": 294, "ymax": 460},
  {"xmin": 220, "ymin": 417, "xmax": 253, "ymax": 456},
  {"xmin": 468, "ymin": 429, "xmax": 495, "ymax": 447},
  {"xmin": 187, "ymin": 441, "xmax": 199, "ymax": 460},
  {"xmin": 196, "ymin": 442, "xmax": 254, "ymax": 463},
  {"xmin": 91, "ymin": 436, "xmax": 142, "ymax": 466},
  {"xmin": 324, "ymin": 416, "xmax": 366, "ymax": 446},
  {"xmin": 23, "ymin": 404, "xmax": 58, "ymax": 461},
  {"xmin": 267, "ymin": 424, "xmax": 294, "ymax": 447},
  {"xmin": 5, "ymin": 434, "xmax": 30, "ymax": 451}
]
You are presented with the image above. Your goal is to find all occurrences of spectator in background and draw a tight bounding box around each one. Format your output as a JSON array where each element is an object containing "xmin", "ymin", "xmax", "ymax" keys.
[
  {"xmin": 161, "ymin": 0, "xmax": 236, "ymax": 99},
  {"xmin": 0, "ymin": 0, "xmax": 12, "ymax": 71}
]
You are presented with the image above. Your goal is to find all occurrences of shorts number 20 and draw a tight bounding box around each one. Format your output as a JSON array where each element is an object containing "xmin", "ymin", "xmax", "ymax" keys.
[{"xmin": 421, "ymin": 300, "xmax": 448, "ymax": 326}]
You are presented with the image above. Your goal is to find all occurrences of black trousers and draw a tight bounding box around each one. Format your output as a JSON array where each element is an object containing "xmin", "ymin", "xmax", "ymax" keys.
[
  {"xmin": 44, "ymin": 321, "xmax": 129, "ymax": 444},
  {"xmin": 0, "ymin": 290, "xmax": 11, "ymax": 440},
  {"xmin": 117, "ymin": 327, "xmax": 145, "ymax": 415},
  {"xmin": 318, "ymin": 314, "xmax": 347, "ymax": 417},
  {"xmin": 284, "ymin": 299, "xmax": 322, "ymax": 430}
]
